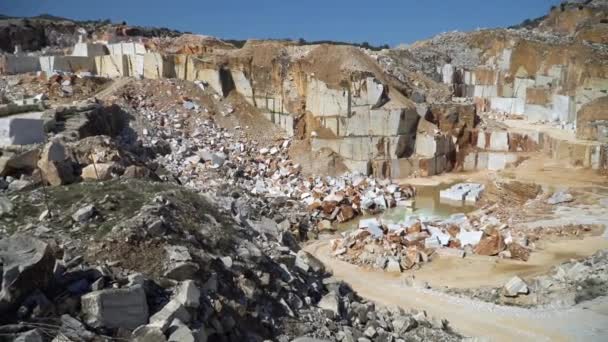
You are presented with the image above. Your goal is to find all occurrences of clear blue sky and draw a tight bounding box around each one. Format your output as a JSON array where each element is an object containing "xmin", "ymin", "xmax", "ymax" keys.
[{"xmin": 1, "ymin": 0, "xmax": 560, "ymax": 46}]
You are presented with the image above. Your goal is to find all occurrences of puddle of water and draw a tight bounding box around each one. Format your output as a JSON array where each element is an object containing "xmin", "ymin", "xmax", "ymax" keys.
[{"xmin": 337, "ymin": 183, "xmax": 476, "ymax": 231}]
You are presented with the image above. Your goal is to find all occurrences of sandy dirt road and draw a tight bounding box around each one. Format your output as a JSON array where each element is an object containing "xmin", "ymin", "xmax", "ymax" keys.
[{"xmin": 304, "ymin": 238, "xmax": 608, "ymax": 342}]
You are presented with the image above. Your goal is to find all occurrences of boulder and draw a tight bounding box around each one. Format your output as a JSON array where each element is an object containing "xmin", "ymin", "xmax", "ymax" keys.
[
  {"xmin": 474, "ymin": 229, "xmax": 505, "ymax": 256},
  {"xmin": 81, "ymin": 163, "xmax": 116, "ymax": 181},
  {"xmin": 318, "ymin": 292, "xmax": 340, "ymax": 318},
  {"xmin": 385, "ymin": 257, "xmax": 402, "ymax": 273},
  {"xmin": 503, "ymin": 276, "xmax": 529, "ymax": 297},
  {"xmin": 37, "ymin": 140, "xmax": 75, "ymax": 186},
  {"xmin": 547, "ymin": 191, "xmax": 573, "ymax": 205},
  {"xmin": 123, "ymin": 165, "xmax": 152, "ymax": 179},
  {"xmin": 174, "ymin": 280, "xmax": 200, "ymax": 309},
  {"xmin": 0, "ymin": 195, "xmax": 13, "ymax": 217},
  {"xmin": 80, "ymin": 285, "xmax": 149, "ymax": 329},
  {"xmin": 14, "ymin": 329, "xmax": 44, "ymax": 342},
  {"xmin": 457, "ymin": 230, "xmax": 483, "ymax": 247},
  {"xmin": 164, "ymin": 246, "xmax": 199, "ymax": 280},
  {"xmin": 164, "ymin": 262, "xmax": 199, "ymax": 281},
  {"xmin": 0, "ymin": 235, "xmax": 55, "ymax": 316},
  {"xmin": 295, "ymin": 250, "xmax": 325, "ymax": 273},
  {"xmin": 392, "ymin": 315, "xmax": 417, "ymax": 335},
  {"xmin": 59, "ymin": 314, "xmax": 95, "ymax": 341},
  {"xmin": 337, "ymin": 205, "xmax": 355, "ymax": 223},
  {"xmin": 132, "ymin": 325, "xmax": 167, "ymax": 342},
  {"xmin": 168, "ymin": 323, "xmax": 196, "ymax": 342},
  {"xmin": 149, "ymin": 299, "xmax": 191, "ymax": 332},
  {"xmin": 508, "ymin": 243, "xmax": 531, "ymax": 261},
  {"xmin": 0, "ymin": 149, "xmax": 40, "ymax": 176},
  {"xmin": 72, "ymin": 204, "xmax": 96, "ymax": 223},
  {"xmin": 8, "ymin": 179, "xmax": 32, "ymax": 192}
]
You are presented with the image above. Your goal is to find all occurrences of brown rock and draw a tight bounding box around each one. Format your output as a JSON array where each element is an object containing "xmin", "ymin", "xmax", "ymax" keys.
[
  {"xmin": 474, "ymin": 229, "xmax": 505, "ymax": 256},
  {"xmin": 386, "ymin": 233, "xmax": 403, "ymax": 244},
  {"xmin": 508, "ymin": 243, "xmax": 531, "ymax": 261},
  {"xmin": 337, "ymin": 205, "xmax": 355, "ymax": 223},
  {"xmin": 317, "ymin": 220, "xmax": 333, "ymax": 231},
  {"xmin": 406, "ymin": 247, "xmax": 421, "ymax": 265},
  {"xmin": 123, "ymin": 165, "xmax": 151, "ymax": 179},
  {"xmin": 353, "ymin": 229, "xmax": 371, "ymax": 240},
  {"xmin": 308, "ymin": 199, "xmax": 323, "ymax": 211},
  {"xmin": 37, "ymin": 141, "xmax": 76, "ymax": 186},
  {"xmin": 82, "ymin": 163, "xmax": 116, "ymax": 181},
  {"xmin": 322, "ymin": 201, "xmax": 337, "ymax": 215},
  {"xmin": 407, "ymin": 222, "xmax": 422, "ymax": 234},
  {"xmin": 448, "ymin": 239, "xmax": 462, "ymax": 249},
  {"xmin": 447, "ymin": 225, "xmax": 461, "ymax": 238}
]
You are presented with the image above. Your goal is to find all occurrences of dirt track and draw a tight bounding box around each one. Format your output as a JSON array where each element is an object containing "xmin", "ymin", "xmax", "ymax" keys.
[{"xmin": 304, "ymin": 238, "xmax": 608, "ymax": 341}]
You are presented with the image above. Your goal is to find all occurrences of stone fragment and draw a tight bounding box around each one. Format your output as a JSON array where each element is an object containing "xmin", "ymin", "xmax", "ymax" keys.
[
  {"xmin": 435, "ymin": 248, "xmax": 465, "ymax": 258},
  {"xmin": 0, "ymin": 236, "xmax": 55, "ymax": 315},
  {"xmin": 174, "ymin": 280, "xmax": 200, "ymax": 308},
  {"xmin": 14, "ymin": 329, "xmax": 43, "ymax": 342},
  {"xmin": 474, "ymin": 229, "xmax": 505, "ymax": 256},
  {"xmin": 359, "ymin": 218, "xmax": 383, "ymax": 238},
  {"xmin": 168, "ymin": 324, "xmax": 195, "ymax": 342},
  {"xmin": 8, "ymin": 179, "xmax": 32, "ymax": 192},
  {"xmin": 337, "ymin": 205, "xmax": 355, "ymax": 223},
  {"xmin": 149, "ymin": 299, "xmax": 191, "ymax": 332},
  {"xmin": 164, "ymin": 262, "xmax": 199, "ymax": 281},
  {"xmin": 547, "ymin": 191, "xmax": 573, "ymax": 205},
  {"xmin": 81, "ymin": 286, "xmax": 149, "ymax": 329},
  {"xmin": 123, "ymin": 165, "xmax": 151, "ymax": 179},
  {"xmin": 392, "ymin": 316, "xmax": 417, "ymax": 334},
  {"xmin": 59, "ymin": 314, "xmax": 95, "ymax": 341},
  {"xmin": 508, "ymin": 243, "xmax": 530, "ymax": 261},
  {"xmin": 457, "ymin": 229, "xmax": 483, "ymax": 247},
  {"xmin": 318, "ymin": 292, "xmax": 340, "ymax": 317},
  {"xmin": 317, "ymin": 219, "xmax": 333, "ymax": 231},
  {"xmin": 72, "ymin": 204, "xmax": 96, "ymax": 222},
  {"xmin": 503, "ymin": 276, "xmax": 529, "ymax": 297},
  {"xmin": 0, "ymin": 195, "xmax": 13, "ymax": 217},
  {"xmin": 132, "ymin": 325, "xmax": 167, "ymax": 342},
  {"xmin": 164, "ymin": 246, "xmax": 199, "ymax": 281},
  {"xmin": 37, "ymin": 140, "xmax": 75, "ymax": 186},
  {"xmin": 295, "ymin": 250, "xmax": 325, "ymax": 273},
  {"xmin": 81, "ymin": 163, "xmax": 115, "ymax": 180},
  {"xmin": 385, "ymin": 257, "xmax": 401, "ymax": 273}
]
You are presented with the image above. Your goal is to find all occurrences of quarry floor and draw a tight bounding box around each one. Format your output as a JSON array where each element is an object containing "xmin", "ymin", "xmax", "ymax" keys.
[
  {"xmin": 307, "ymin": 162, "xmax": 608, "ymax": 341},
  {"xmin": 305, "ymin": 237, "xmax": 608, "ymax": 342}
]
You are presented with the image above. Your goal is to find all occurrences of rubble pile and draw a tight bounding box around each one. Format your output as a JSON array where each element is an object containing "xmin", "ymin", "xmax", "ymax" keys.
[
  {"xmin": 0, "ymin": 179, "xmax": 460, "ymax": 341},
  {"xmin": 447, "ymin": 250, "xmax": 608, "ymax": 308},
  {"xmin": 330, "ymin": 209, "xmax": 531, "ymax": 272},
  {"xmin": 0, "ymin": 73, "xmax": 112, "ymax": 105},
  {"xmin": 439, "ymin": 183, "xmax": 485, "ymax": 204},
  {"xmin": 302, "ymin": 175, "xmax": 416, "ymax": 230},
  {"xmin": 124, "ymin": 90, "xmax": 416, "ymax": 232}
]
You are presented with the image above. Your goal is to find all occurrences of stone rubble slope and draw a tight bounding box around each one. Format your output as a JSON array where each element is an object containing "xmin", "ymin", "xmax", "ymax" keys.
[
  {"xmin": 446, "ymin": 249, "xmax": 608, "ymax": 309},
  {"xmin": 0, "ymin": 178, "xmax": 461, "ymax": 341}
]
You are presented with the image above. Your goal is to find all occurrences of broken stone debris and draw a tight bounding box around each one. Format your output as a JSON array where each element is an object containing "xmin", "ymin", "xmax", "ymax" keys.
[
  {"xmin": 332, "ymin": 210, "xmax": 529, "ymax": 271},
  {"xmin": 503, "ymin": 276, "xmax": 529, "ymax": 297},
  {"xmin": 547, "ymin": 191, "xmax": 574, "ymax": 205},
  {"xmin": 439, "ymin": 183, "xmax": 485, "ymax": 204},
  {"xmin": 81, "ymin": 285, "xmax": 149, "ymax": 329}
]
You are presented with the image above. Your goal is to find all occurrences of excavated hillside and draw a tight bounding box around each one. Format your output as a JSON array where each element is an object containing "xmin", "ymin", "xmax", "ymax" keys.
[
  {"xmin": 0, "ymin": 15, "xmax": 182, "ymax": 53},
  {"xmin": 1, "ymin": 1, "xmax": 608, "ymax": 341}
]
